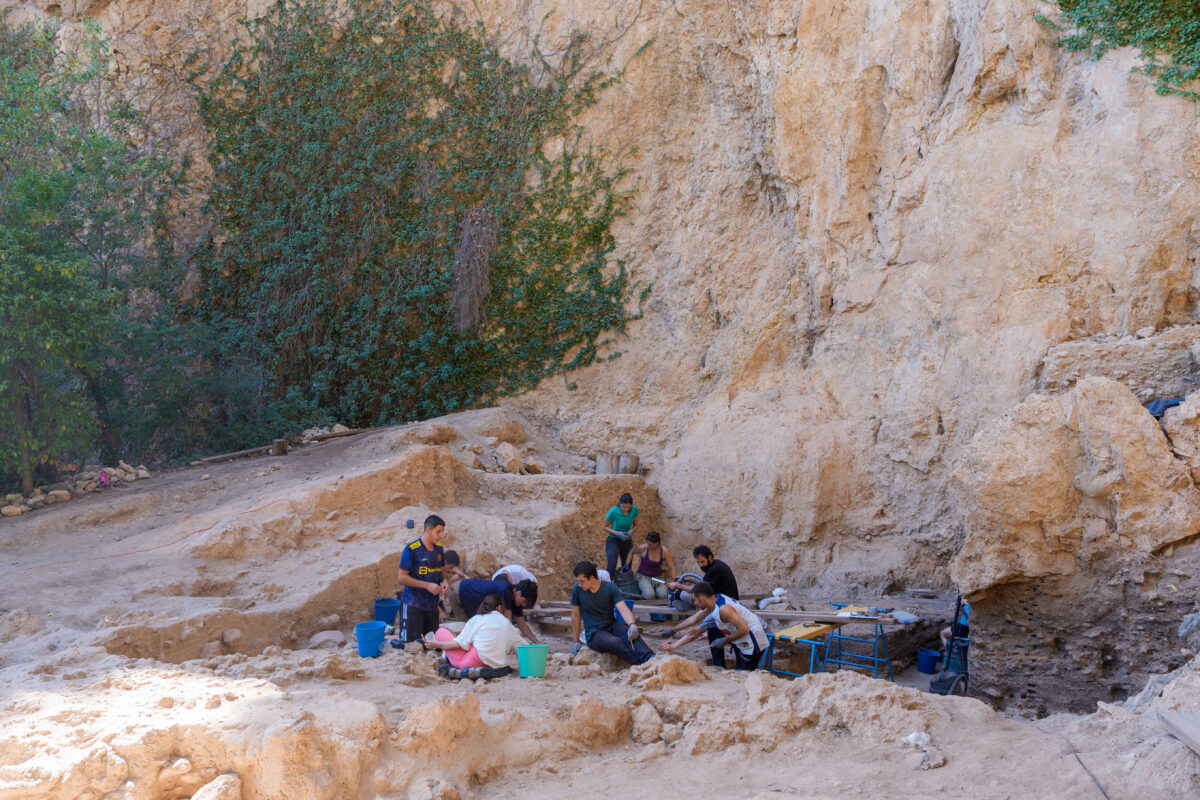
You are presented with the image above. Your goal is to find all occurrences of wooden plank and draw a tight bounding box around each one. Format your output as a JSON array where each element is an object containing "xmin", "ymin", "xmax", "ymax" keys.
[
  {"xmin": 540, "ymin": 599, "xmax": 899, "ymax": 624},
  {"xmin": 772, "ymin": 622, "xmax": 841, "ymax": 641},
  {"xmin": 1158, "ymin": 712, "xmax": 1200, "ymax": 758}
]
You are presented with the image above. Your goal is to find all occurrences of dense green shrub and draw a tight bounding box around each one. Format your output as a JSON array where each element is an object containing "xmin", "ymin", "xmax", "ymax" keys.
[
  {"xmin": 1044, "ymin": 1, "xmax": 1200, "ymax": 100},
  {"xmin": 0, "ymin": 21, "xmax": 175, "ymax": 493},
  {"xmin": 195, "ymin": 0, "xmax": 641, "ymax": 436}
]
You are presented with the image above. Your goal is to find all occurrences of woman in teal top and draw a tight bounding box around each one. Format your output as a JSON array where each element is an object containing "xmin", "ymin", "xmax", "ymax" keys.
[{"xmin": 603, "ymin": 492, "xmax": 639, "ymax": 574}]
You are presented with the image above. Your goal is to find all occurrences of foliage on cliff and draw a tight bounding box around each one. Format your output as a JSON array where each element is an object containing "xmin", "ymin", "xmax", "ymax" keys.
[
  {"xmin": 194, "ymin": 0, "xmax": 639, "ymax": 435},
  {"xmin": 1046, "ymin": 1, "xmax": 1200, "ymax": 100},
  {"xmin": 0, "ymin": 21, "xmax": 177, "ymax": 494}
]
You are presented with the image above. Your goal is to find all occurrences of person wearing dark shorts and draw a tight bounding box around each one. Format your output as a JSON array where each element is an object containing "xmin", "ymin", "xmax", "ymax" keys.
[{"xmin": 397, "ymin": 515, "xmax": 448, "ymax": 642}]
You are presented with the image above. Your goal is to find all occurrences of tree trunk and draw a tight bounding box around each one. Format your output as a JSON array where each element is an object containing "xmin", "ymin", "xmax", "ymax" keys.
[
  {"xmin": 9, "ymin": 363, "xmax": 33, "ymax": 496},
  {"xmin": 83, "ymin": 371, "xmax": 121, "ymax": 465}
]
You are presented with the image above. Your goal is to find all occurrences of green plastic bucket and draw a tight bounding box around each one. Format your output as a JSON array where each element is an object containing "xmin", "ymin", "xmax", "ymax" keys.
[{"xmin": 517, "ymin": 644, "xmax": 549, "ymax": 678}]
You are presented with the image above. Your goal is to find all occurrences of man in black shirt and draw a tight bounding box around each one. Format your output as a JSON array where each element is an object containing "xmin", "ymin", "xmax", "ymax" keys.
[
  {"xmin": 694, "ymin": 545, "xmax": 738, "ymax": 600},
  {"xmin": 662, "ymin": 545, "xmax": 742, "ymax": 664}
]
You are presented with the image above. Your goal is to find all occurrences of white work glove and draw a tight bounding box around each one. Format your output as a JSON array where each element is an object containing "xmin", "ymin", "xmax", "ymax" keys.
[{"xmin": 627, "ymin": 624, "xmax": 640, "ymax": 641}]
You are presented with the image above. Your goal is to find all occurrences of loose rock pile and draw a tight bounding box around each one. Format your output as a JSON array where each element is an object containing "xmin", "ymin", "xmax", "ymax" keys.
[
  {"xmin": 460, "ymin": 438, "xmax": 545, "ymax": 475},
  {"xmin": 1, "ymin": 460, "xmax": 152, "ymax": 517}
]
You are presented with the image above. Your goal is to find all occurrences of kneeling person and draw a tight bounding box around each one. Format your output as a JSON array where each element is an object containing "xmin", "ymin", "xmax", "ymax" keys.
[
  {"xmin": 660, "ymin": 581, "xmax": 767, "ymax": 670},
  {"xmin": 571, "ymin": 560, "xmax": 654, "ymax": 666},
  {"xmin": 427, "ymin": 594, "xmax": 526, "ymax": 679}
]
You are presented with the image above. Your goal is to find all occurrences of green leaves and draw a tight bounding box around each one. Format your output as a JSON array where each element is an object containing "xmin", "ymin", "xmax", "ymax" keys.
[
  {"xmin": 195, "ymin": 0, "xmax": 641, "ymax": 434},
  {"xmin": 1045, "ymin": 1, "xmax": 1200, "ymax": 100}
]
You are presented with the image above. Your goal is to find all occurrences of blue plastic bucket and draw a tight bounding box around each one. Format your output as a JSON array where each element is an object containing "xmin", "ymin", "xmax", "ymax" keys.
[
  {"xmin": 916, "ymin": 647, "xmax": 940, "ymax": 674},
  {"xmin": 650, "ymin": 612, "xmax": 667, "ymax": 622},
  {"xmin": 614, "ymin": 598, "xmax": 635, "ymax": 620},
  {"xmin": 374, "ymin": 597, "xmax": 401, "ymax": 626},
  {"xmin": 355, "ymin": 621, "xmax": 387, "ymax": 657},
  {"xmin": 517, "ymin": 644, "xmax": 549, "ymax": 677}
]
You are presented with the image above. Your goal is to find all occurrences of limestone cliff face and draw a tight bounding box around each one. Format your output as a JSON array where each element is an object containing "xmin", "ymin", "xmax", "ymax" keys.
[{"xmin": 8, "ymin": 0, "xmax": 1200, "ymax": 707}]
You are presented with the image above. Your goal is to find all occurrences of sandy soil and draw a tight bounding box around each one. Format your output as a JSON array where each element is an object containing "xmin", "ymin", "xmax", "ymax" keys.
[{"xmin": 1, "ymin": 408, "xmax": 1197, "ymax": 799}]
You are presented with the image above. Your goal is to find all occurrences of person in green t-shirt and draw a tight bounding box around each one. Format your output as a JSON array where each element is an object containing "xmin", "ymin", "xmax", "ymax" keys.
[{"xmin": 602, "ymin": 492, "xmax": 639, "ymax": 574}]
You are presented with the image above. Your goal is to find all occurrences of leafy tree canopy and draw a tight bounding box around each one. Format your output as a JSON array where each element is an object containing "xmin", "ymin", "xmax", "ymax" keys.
[{"xmin": 195, "ymin": 0, "xmax": 642, "ymax": 436}]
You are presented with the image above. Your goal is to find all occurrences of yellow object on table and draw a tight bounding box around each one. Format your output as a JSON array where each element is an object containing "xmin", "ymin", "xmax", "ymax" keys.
[{"xmin": 773, "ymin": 622, "xmax": 842, "ymax": 642}]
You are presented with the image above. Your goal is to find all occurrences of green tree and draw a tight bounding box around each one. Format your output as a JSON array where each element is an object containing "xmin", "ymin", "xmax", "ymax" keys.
[
  {"xmin": 1044, "ymin": 1, "xmax": 1200, "ymax": 100},
  {"xmin": 195, "ymin": 0, "xmax": 641, "ymax": 438},
  {"xmin": 0, "ymin": 21, "xmax": 171, "ymax": 493}
]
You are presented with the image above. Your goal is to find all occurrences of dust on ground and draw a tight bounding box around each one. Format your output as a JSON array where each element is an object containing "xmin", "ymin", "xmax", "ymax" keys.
[{"xmin": 1, "ymin": 408, "xmax": 1196, "ymax": 799}]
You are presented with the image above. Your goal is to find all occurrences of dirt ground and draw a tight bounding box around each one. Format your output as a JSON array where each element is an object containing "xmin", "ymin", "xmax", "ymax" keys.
[{"xmin": 1, "ymin": 409, "xmax": 1198, "ymax": 799}]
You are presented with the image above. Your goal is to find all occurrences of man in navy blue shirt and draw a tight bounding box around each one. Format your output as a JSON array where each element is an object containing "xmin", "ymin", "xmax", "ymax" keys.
[
  {"xmin": 455, "ymin": 577, "xmax": 541, "ymax": 644},
  {"xmin": 397, "ymin": 515, "xmax": 448, "ymax": 642}
]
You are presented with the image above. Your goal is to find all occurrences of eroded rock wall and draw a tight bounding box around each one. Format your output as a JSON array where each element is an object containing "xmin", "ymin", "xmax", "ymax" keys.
[
  {"xmin": 951, "ymin": 378, "xmax": 1200, "ymax": 712},
  {"xmin": 7, "ymin": 0, "xmax": 1200, "ymax": 709}
]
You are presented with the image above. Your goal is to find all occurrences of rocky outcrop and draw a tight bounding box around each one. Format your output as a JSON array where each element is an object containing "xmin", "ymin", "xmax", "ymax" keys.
[{"xmin": 951, "ymin": 378, "xmax": 1200, "ymax": 712}]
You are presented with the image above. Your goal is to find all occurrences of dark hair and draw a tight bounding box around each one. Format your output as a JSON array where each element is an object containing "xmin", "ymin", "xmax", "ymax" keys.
[
  {"xmin": 479, "ymin": 593, "xmax": 502, "ymax": 614},
  {"xmin": 693, "ymin": 545, "xmax": 713, "ymax": 559},
  {"xmin": 444, "ymin": 549, "xmax": 461, "ymax": 566},
  {"xmin": 646, "ymin": 531, "xmax": 661, "ymax": 543},
  {"xmin": 691, "ymin": 581, "xmax": 715, "ymax": 598},
  {"xmin": 619, "ymin": 492, "xmax": 633, "ymax": 504},
  {"xmin": 424, "ymin": 514, "xmax": 445, "ymax": 530},
  {"xmin": 515, "ymin": 579, "xmax": 538, "ymax": 605},
  {"xmin": 573, "ymin": 560, "xmax": 598, "ymax": 579}
]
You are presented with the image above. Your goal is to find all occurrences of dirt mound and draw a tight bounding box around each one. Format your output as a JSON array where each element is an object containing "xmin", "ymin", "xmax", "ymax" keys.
[{"xmin": 623, "ymin": 654, "xmax": 711, "ymax": 689}]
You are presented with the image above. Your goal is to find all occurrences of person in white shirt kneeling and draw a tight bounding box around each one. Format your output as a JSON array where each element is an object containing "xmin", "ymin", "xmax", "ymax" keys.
[{"xmin": 426, "ymin": 594, "xmax": 527, "ymax": 679}]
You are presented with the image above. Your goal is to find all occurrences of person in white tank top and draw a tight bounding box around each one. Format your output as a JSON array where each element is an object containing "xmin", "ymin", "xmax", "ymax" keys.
[{"xmin": 658, "ymin": 581, "xmax": 768, "ymax": 670}]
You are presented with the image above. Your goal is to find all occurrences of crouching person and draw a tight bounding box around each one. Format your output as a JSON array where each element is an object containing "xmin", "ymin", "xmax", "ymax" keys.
[
  {"xmin": 659, "ymin": 581, "xmax": 768, "ymax": 670},
  {"xmin": 426, "ymin": 594, "xmax": 525, "ymax": 679},
  {"xmin": 571, "ymin": 560, "xmax": 654, "ymax": 666}
]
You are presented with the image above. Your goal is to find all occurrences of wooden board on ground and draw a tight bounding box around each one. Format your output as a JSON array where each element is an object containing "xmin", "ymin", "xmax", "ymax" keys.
[{"xmin": 1158, "ymin": 711, "xmax": 1200, "ymax": 757}]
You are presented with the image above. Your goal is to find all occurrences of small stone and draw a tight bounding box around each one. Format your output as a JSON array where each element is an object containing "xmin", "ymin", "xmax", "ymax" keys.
[
  {"xmin": 158, "ymin": 696, "xmax": 175, "ymax": 708},
  {"xmin": 331, "ymin": 423, "xmax": 351, "ymax": 433},
  {"xmin": 206, "ymin": 696, "xmax": 222, "ymax": 709},
  {"xmin": 1136, "ymin": 326, "xmax": 1155, "ymax": 339},
  {"xmin": 201, "ymin": 474, "xmax": 211, "ymax": 481},
  {"xmin": 191, "ymin": 774, "xmax": 242, "ymax": 800},
  {"xmin": 1, "ymin": 505, "xmax": 22, "ymax": 517},
  {"xmin": 221, "ymin": 628, "xmax": 243, "ymax": 647},
  {"xmin": 4, "ymin": 494, "xmax": 22, "ymax": 504},
  {"xmin": 136, "ymin": 469, "xmax": 150, "ymax": 480},
  {"xmin": 523, "ymin": 457, "xmax": 545, "ymax": 475},
  {"xmin": 47, "ymin": 489, "xmax": 71, "ymax": 503},
  {"xmin": 118, "ymin": 460, "xmax": 134, "ymax": 472},
  {"xmin": 122, "ymin": 474, "xmax": 137, "ymax": 483}
]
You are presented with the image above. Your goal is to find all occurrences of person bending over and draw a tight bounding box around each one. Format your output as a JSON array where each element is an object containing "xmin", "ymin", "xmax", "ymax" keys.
[
  {"xmin": 396, "ymin": 515, "xmax": 448, "ymax": 643},
  {"xmin": 426, "ymin": 594, "xmax": 525, "ymax": 680},
  {"xmin": 492, "ymin": 564, "xmax": 542, "ymax": 609},
  {"xmin": 570, "ymin": 560, "xmax": 654, "ymax": 666},
  {"xmin": 659, "ymin": 581, "xmax": 768, "ymax": 670},
  {"xmin": 454, "ymin": 577, "xmax": 541, "ymax": 644}
]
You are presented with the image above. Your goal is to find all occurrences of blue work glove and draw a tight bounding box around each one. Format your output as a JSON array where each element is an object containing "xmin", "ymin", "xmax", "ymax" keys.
[{"xmin": 570, "ymin": 641, "xmax": 582, "ymax": 657}]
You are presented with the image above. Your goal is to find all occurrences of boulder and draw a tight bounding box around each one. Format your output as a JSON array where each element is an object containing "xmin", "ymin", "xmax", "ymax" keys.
[
  {"xmin": 495, "ymin": 442, "xmax": 522, "ymax": 473},
  {"xmin": 1, "ymin": 506, "xmax": 22, "ymax": 517},
  {"xmin": 307, "ymin": 630, "xmax": 347, "ymax": 649},
  {"xmin": 136, "ymin": 469, "xmax": 151, "ymax": 480},
  {"xmin": 4, "ymin": 494, "xmax": 22, "ymax": 504},
  {"xmin": 47, "ymin": 489, "xmax": 71, "ymax": 503}
]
